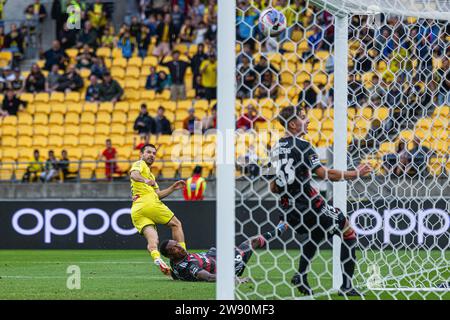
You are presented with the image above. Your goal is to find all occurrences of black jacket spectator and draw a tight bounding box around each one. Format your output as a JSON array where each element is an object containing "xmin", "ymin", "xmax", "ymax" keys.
[
  {"xmin": 77, "ymin": 21, "xmax": 99, "ymax": 49},
  {"xmin": 155, "ymin": 19, "xmax": 176, "ymax": 46},
  {"xmin": 191, "ymin": 44, "xmax": 207, "ymax": 79},
  {"xmin": 134, "ymin": 107, "xmax": 156, "ymax": 135},
  {"xmin": 160, "ymin": 52, "xmax": 190, "ymax": 85},
  {"xmin": 58, "ymin": 24, "xmax": 78, "ymax": 50},
  {"xmin": 4, "ymin": 24, "xmax": 25, "ymax": 56},
  {"xmin": 99, "ymin": 73, "xmax": 123, "ymax": 102},
  {"xmin": 25, "ymin": 64, "xmax": 46, "ymax": 93},
  {"xmin": 298, "ymin": 81, "xmax": 317, "ymax": 108},
  {"xmin": 1, "ymin": 90, "xmax": 26, "ymax": 116},
  {"xmin": 44, "ymin": 40, "xmax": 68, "ymax": 71},
  {"xmin": 85, "ymin": 75, "xmax": 100, "ymax": 101},
  {"xmin": 56, "ymin": 66, "xmax": 84, "ymax": 92},
  {"xmin": 155, "ymin": 107, "xmax": 172, "ymax": 135}
]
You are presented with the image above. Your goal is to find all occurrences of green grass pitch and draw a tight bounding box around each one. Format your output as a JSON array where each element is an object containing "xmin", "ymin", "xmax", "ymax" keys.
[{"xmin": 0, "ymin": 250, "xmax": 448, "ymax": 300}]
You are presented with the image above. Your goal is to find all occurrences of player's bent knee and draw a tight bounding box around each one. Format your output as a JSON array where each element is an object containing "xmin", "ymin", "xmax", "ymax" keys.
[{"xmin": 168, "ymin": 216, "xmax": 182, "ymax": 229}]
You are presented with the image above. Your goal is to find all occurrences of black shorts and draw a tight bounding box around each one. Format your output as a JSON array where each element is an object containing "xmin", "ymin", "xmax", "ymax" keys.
[
  {"xmin": 284, "ymin": 203, "xmax": 347, "ymax": 240},
  {"xmin": 206, "ymin": 245, "xmax": 252, "ymax": 277}
]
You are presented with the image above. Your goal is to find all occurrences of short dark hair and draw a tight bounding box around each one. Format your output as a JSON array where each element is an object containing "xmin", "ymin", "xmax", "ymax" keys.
[
  {"xmin": 141, "ymin": 103, "xmax": 147, "ymax": 109},
  {"xmin": 140, "ymin": 143, "xmax": 157, "ymax": 153},
  {"xmin": 159, "ymin": 240, "xmax": 170, "ymax": 257},
  {"xmin": 193, "ymin": 165, "xmax": 202, "ymax": 175},
  {"xmin": 158, "ymin": 106, "xmax": 165, "ymax": 111},
  {"xmin": 278, "ymin": 106, "xmax": 302, "ymax": 128}
]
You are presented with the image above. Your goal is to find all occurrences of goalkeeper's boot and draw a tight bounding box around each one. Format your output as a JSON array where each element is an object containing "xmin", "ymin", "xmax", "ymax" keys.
[
  {"xmin": 291, "ymin": 273, "xmax": 314, "ymax": 296},
  {"xmin": 338, "ymin": 286, "xmax": 364, "ymax": 297},
  {"xmin": 154, "ymin": 258, "xmax": 171, "ymax": 277}
]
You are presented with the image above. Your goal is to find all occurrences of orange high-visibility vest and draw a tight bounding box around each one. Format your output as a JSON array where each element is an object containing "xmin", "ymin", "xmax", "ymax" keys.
[{"xmin": 183, "ymin": 175, "xmax": 206, "ymax": 201}]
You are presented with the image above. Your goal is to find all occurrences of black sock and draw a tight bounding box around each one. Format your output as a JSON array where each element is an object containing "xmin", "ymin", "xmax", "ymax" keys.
[
  {"xmin": 341, "ymin": 238, "xmax": 357, "ymax": 289},
  {"xmin": 298, "ymin": 240, "xmax": 318, "ymax": 281}
]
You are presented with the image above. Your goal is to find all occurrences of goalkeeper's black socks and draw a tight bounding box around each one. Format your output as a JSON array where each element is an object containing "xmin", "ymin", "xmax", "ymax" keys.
[{"xmin": 341, "ymin": 238, "xmax": 358, "ymax": 291}]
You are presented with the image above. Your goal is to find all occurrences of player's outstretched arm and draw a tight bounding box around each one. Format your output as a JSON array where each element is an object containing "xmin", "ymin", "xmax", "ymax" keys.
[
  {"xmin": 130, "ymin": 170, "xmax": 156, "ymax": 186},
  {"xmin": 156, "ymin": 180, "xmax": 186, "ymax": 199},
  {"xmin": 314, "ymin": 164, "xmax": 372, "ymax": 182},
  {"xmin": 196, "ymin": 269, "xmax": 216, "ymax": 282}
]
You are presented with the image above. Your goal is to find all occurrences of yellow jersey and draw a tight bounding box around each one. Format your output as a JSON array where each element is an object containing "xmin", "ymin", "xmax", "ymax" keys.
[
  {"xmin": 130, "ymin": 160, "xmax": 160, "ymax": 203},
  {"xmin": 200, "ymin": 60, "xmax": 217, "ymax": 88}
]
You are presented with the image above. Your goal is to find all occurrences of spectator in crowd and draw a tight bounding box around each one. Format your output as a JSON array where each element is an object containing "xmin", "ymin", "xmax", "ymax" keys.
[
  {"xmin": 183, "ymin": 107, "xmax": 200, "ymax": 134},
  {"xmin": 354, "ymin": 47, "xmax": 373, "ymax": 73},
  {"xmin": 254, "ymin": 56, "xmax": 278, "ymax": 83},
  {"xmin": 192, "ymin": 21, "xmax": 208, "ymax": 45},
  {"xmin": 25, "ymin": 64, "xmax": 46, "ymax": 93},
  {"xmin": 58, "ymin": 22, "xmax": 78, "ymax": 50},
  {"xmin": 191, "ymin": 0, "xmax": 206, "ymax": 25},
  {"xmin": 43, "ymin": 40, "xmax": 68, "ymax": 71},
  {"xmin": 348, "ymin": 72, "xmax": 367, "ymax": 108},
  {"xmin": 183, "ymin": 165, "xmax": 207, "ymax": 201},
  {"xmin": 133, "ymin": 134, "xmax": 150, "ymax": 151},
  {"xmin": 0, "ymin": 88, "xmax": 26, "ymax": 117},
  {"xmin": 22, "ymin": 149, "xmax": 44, "ymax": 183},
  {"xmin": 191, "ymin": 43, "xmax": 207, "ymax": 92},
  {"xmin": 85, "ymin": 75, "xmax": 100, "ymax": 102},
  {"xmin": 134, "ymin": 103, "xmax": 155, "ymax": 138},
  {"xmin": 366, "ymin": 75, "xmax": 385, "ymax": 108},
  {"xmin": 171, "ymin": 4, "xmax": 184, "ymax": 35},
  {"xmin": 200, "ymin": 53, "xmax": 217, "ymax": 101},
  {"xmin": 383, "ymin": 139, "xmax": 410, "ymax": 177},
  {"xmin": 408, "ymin": 136, "xmax": 432, "ymax": 177},
  {"xmin": 40, "ymin": 150, "xmax": 59, "ymax": 183},
  {"xmin": 90, "ymin": 57, "xmax": 108, "ymax": 79},
  {"xmin": 349, "ymin": 119, "xmax": 388, "ymax": 161},
  {"xmin": 117, "ymin": 31, "xmax": 135, "ymax": 59},
  {"xmin": 56, "ymin": 65, "xmax": 84, "ymax": 93},
  {"xmin": 87, "ymin": 0, "xmax": 107, "ymax": 31},
  {"xmin": 201, "ymin": 103, "xmax": 217, "ymax": 132},
  {"xmin": 236, "ymin": 104, "xmax": 265, "ymax": 131},
  {"xmin": 145, "ymin": 66, "xmax": 160, "ymax": 91},
  {"xmin": 153, "ymin": 13, "xmax": 175, "ymax": 56},
  {"xmin": 194, "ymin": 75, "xmax": 206, "ymax": 99},
  {"xmin": 237, "ymin": 55, "xmax": 257, "ymax": 99},
  {"xmin": 58, "ymin": 149, "xmax": 76, "ymax": 182},
  {"xmin": 46, "ymin": 64, "xmax": 61, "ymax": 92},
  {"xmin": 99, "ymin": 72, "xmax": 124, "ymax": 103},
  {"xmin": 205, "ymin": 14, "xmax": 217, "ymax": 45},
  {"xmin": 160, "ymin": 50, "xmax": 191, "ymax": 101},
  {"xmin": 254, "ymin": 71, "xmax": 278, "ymax": 99},
  {"xmin": 5, "ymin": 23, "xmax": 25, "ymax": 64},
  {"xmin": 298, "ymin": 80, "xmax": 317, "ymax": 109},
  {"xmin": 76, "ymin": 45, "xmax": 95, "ymax": 69},
  {"xmin": 10, "ymin": 67, "xmax": 25, "ymax": 92},
  {"xmin": 51, "ymin": 0, "xmax": 70, "ymax": 39},
  {"xmin": 100, "ymin": 27, "xmax": 115, "ymax": 49},
  {"xmin": 77, "ymin": 21, "xmax": 99, "ymax": 49},
  {"xmin": 137, "ymin": 24, "xmax": 151, "ymax": 58},
  {"xmin": 154, "ymin": 106, "xmax": 173, "ymax": 135},
  {"xmin": 316, "ymin": 84, "xmax": 333, "ymax": 109},
  {"xmin": 24, "ymin": 0, "xmax": 47, "ymax": 24},
  {"xmin": 129, "ymin": 15, "xmax": 142, "ymax": 42},
  {"xmin": 436, "ymin": 56, "xmax": 449, "ymax": 105},
  {"xmin": 179, "ymin": 17, "xmax": 195, "ymax": 44},
  {"xmin": 236, "ymin": 42, "xmax": 253, "ymax": 66},
  {"xmin": 0, "ymin": 26, "xmax": 6, "ymax": 51},
  {"xmin": 236, "ymin": 0, "xmax": 258, "ymax": 46},
  {"xmin": 303, "ymin": 25, "xmax": 323, "ymax": 63},
  {"xmin": 99, "ymin": 139, "xmax": 123, "ymax": 181},
  {"xmin": 0, "ymin": 0, "xmax": 6, "ymax": 28}
]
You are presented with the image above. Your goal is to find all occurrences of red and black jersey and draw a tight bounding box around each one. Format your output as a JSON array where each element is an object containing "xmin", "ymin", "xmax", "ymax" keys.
[
  {"xmin": 270, "ymin": 136, "xmax": 325, "ymax": 212},
  {"xmin": 170, "ymin": 249, "xmax": 216, "ymax": 281}
]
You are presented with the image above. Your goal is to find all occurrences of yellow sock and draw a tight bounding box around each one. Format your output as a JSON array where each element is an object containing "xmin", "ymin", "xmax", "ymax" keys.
[
  {"xmin": 150, "ymin": 250, "xmax": 161, "ymax": 261},
  {"xmin": 179, "ymin": 242, "xmax": 186, "ymax": 250}
]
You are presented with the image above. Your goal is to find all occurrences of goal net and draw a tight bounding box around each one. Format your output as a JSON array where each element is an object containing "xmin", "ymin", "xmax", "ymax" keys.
[{"xmin": 231, "ymin": 0, "xmax": 449, "ymax": 300}]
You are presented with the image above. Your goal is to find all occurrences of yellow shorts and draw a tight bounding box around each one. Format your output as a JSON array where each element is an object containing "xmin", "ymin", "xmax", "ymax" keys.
[{"xmin": 131, "ymin": 198, "xmax": 175, "ymax": 234}]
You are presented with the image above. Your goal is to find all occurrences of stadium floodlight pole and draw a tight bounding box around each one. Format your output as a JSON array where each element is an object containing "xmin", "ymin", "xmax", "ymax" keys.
[
  {"xmin": 216, "ymin": 0, "xmax": 236, "ymax": 300},
  {"xmin": 332, "ymin": 14, "xmax": 349, "ymax": 291}
]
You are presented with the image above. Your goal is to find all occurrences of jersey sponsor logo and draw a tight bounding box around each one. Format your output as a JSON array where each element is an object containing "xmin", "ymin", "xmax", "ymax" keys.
[{"xmin": 309, "ymin": 154, "xmax": 320, "ymax": 167}]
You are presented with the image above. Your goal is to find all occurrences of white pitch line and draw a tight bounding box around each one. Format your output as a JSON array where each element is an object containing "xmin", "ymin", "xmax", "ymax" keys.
[{"xmin": 0, "ymin": 275, "xmax": 168, "ymax": 279}]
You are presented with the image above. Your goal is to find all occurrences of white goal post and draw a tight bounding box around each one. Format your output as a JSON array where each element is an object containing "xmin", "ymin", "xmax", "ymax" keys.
[{"xmin": 217, "ymin": 0, "xmax": 450, "ymax": 300}]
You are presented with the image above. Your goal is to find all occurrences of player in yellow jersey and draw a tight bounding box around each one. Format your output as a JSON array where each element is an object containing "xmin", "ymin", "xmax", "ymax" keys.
[{"xmin": 130, "ymin": 144, "xmax": 186, "ymax": 276}]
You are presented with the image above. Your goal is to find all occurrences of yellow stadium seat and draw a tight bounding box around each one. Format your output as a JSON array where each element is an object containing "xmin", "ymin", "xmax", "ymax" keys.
[
  {"xmin": 33, "ymin": 136, "xmax": 48, "ymax": 147},
  {"xmin": 96, "ymin": 47, "xmax": 111, "ymax": 59},
  {"xmin": 80, "ymin": 124, "xmax": 95, "ymax": 135},
  {"xmin": 66, "ymin": 48, "xmax": 78, "ymax": 60},
  {"xmin": 79, "ymin": 135, "xmax": 95, "ymax": 147},
  {"xmin": 80, "ymin": 112, "xmax": 96, "ymax": 124},
  {"xmin": 428, "ymin": 157, "xmax": 445, "ymax": 176},
  {"xmin": 123, "ymin": 89, "xmax": 140, "ymax": 101},
  {"xmin": 432, "ymin": 117, "xmax": 448, "ymax": 128},
  {"xmin": 112, "ymin": 57, "xmax": 127, "ymax": 68},
  {"xmin": 359, "ymin": 107, "xmax": 373, "ymax": 120},
  {"xmin": 112, "ymin": 111, "xmax": 127, "ymax": 124},
  {"xmin": 98, "ymin": 102, "xmax": 114, "ymax": 112},
  {"xmin": 50, "ymin": 91, "xmax": 65, "ymax": 103},
  {"xmin": 140, "ymin": 90, "xmax": 155, "ymax": 102},
  {"xmin": 432, "ymin": 105, "xmax": 449, "ymax": 118},
  {"xmin": 19, "ymin": 92, "xmax": 34, "ymax": 104},
  {"xmin": 49, "ymin": 125, "xmax": 64, "ymax": 136},
  {"xmin": 84, "ymin": 102, "xmax": 98, "ymax": 113},
  {"xmin": 16, "ymin": 124, "xmax": 32, "ymax": 136},
  {"xmin": 51, "ymin": 104, "xmax": 66, "ymax": 114},
  {"xmin": 143, "ymin": 56, "xmax": 158, "ymax": 67},
  {"xmin": 308, "ymin": 108, "xmax": 323, "ymax": 121},
  {"xmin": 0, "ymin": 163, "xmax": 15, "ymax": 180},
  {"xmin": 114, "ymin": 101, "xmax": 130, "ymax": 112},
  {"xmin": 125, "ymin": 78, "xmax": 140, "ymax": 89},
  {"xmin": 128, "ymin": 57, "xmax": 143, "ymax": 67},
  {"xmin": 95, "ymin": 123, "xmax": 110, "ymax": 135},
  {"xmin": 112, "ymin": 47, "xmax": 123, "ymax": 58},
  {"xmin": 64, "ymin": 124, "xmax": 80, "ymax": 136},
  {"xmin": 67, "ymin": 148, "xmax": 82, "ymax": 160},
  {"xmin": 94, "ymin": 135, "xmax": 109, "ymax": 147},
  {"xmin": 34, "ymin": 103, "xmax": 52, "ymax": 114},
  {"xmin": 49, "ymin": 113, "xmax": 64, "ymax": 125},
  {"xmin": 33, "ymin": 113, "xmax": 48, "ymax": 125},
  {"xmin": 33, "ymin": 125, "xmax": 49, "ymax": 137},
  {"xmin": 161, "ymin": 162, "xmax": 179, "ymax": 178},
  {"xmin": 97, "ymin": 111, "xmax": 112, "ymax": 124},
  {"xmin": 1, "ymin": 123, "xmax": 17, "ymax": 136},
  {"xmin": 79, "ymin": 161, "xmax": 96, "ymax": 180},
  {"xmin": 17, "ymin": 136, "xmax": 32, "ymax": 148},
  {"xmin": 34, "ymin": 92, "xmax": 49, "ymax": 103},
  {"xmin": 48, "ymin": 135, "xmax": 63, "ymax": 147},
  {"xmin": 79, "ymin": 68, "xmax": 91, "ymax": 78},
  {"xmin": 66, "ymin": 92, "xmax": 81, "ymax": 103},
  {"xmin": 398, "ymin": 130, "xmax": 414, "ymax": 142},
  {"xmin": 126, "ymin": 66, "xmax": 140, "ymax": 79},
  {"xmin": 111, "ymin": 67, "xmax": 125, "ymax": 79},
  {"xmin": 66, "ymin": 102, "xmax": 83, "ymax": 113},
  {"xmin": 373, "ymin": 107, "xmax": 389, "ymax": 121},
  {"xmin": 65, "ymin": 111, "xmax": 80, "ymax": 125},
  {"xmin": 155, "ymin": 89, "xmax": 170, "ymax": 100},
  {"xmin": 64, "ymin": 135, "xmax": 79, "ymax": 147}
]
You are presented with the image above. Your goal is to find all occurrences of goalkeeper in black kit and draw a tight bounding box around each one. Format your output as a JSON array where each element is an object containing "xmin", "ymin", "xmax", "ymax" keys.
[{"xmin": 270, "ymin": 106, "xmax": 372, "ymax": 296}]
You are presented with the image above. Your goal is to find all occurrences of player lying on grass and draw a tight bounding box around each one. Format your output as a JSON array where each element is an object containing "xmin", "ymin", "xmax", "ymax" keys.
[
  {"xmin": 270, "ymin": 106, "xmax": 372, "ymax": 297},
  {"xmin": 159, "ymin": 222, "xmax": 288, "ymax": 282},
  {"xmin": 130, "ymin": 143, "xmax": 187, "ymax": 276}
]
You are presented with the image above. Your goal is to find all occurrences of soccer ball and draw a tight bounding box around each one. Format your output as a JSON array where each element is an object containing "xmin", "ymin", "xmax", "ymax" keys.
[{"xmin": 258, "ymin": 8, "xmax": 287, "ymax": 37}]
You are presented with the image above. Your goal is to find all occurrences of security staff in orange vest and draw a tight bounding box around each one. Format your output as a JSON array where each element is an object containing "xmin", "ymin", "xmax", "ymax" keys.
[{"xmin": 183, "ymin": 165, "xmax": 207, "ymax": 201}]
